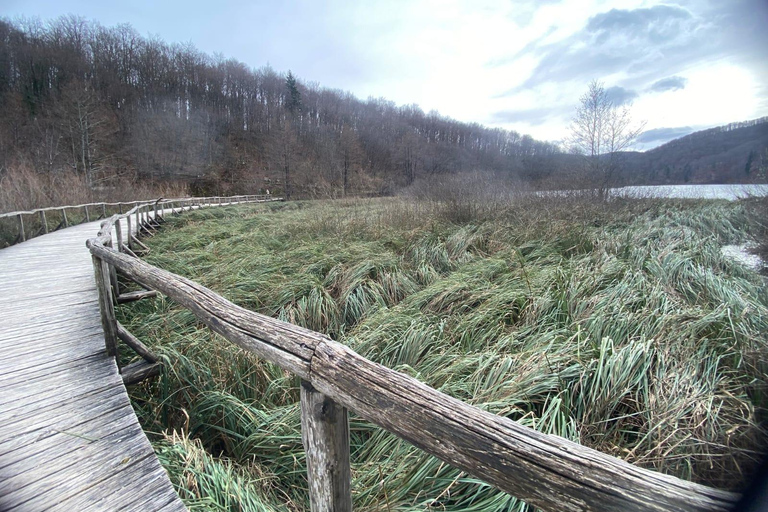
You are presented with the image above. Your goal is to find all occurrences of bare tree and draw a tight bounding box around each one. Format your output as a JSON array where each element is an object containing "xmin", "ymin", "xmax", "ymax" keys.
[
  {"xmin": 568, "ymin": 80, "xmax": 645, "ymax": 191},
  {"xmin": 58, "ymin": 80, "xmax": 114, "ymax": 188}
]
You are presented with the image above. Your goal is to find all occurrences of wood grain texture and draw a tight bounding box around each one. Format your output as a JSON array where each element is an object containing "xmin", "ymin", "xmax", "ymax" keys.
[
  {"xmin": 93, "ymin": 255, "xmax": 119, "ymax": 360},
  {"xmin": 300, "ymin": 381, "xmax": 352, "ymax": 512},
  {"xmin": 121, "ymin": 360, "xmax": 161, "ymax": 385},
  {"xmin": 0, "ymin": 219, "xmax": 186, "ymax": 511},
  {"xmin": 116, "ymin": 322, "xmax": 158, "ymax": 362},
  {"xmin": 117, "ymin": 289, "xmax": 158, "ymax": 303}
]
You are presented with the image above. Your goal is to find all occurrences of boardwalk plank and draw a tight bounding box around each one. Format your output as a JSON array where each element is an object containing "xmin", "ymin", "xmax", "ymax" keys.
[
  {"xmin": 0, "ymin": 333, "xmax": 103, "ymax": 377},
  {"xmin": 0, "ymin": 355, "xmax": 118, "ymax": 409},
  {"xmin": 0, "ymin": 220, "xmax": 185, "ymax": 511},
  {"xmin": 0, "ymin": 383, "xmax": 126, "ymax": 459},
  {"xmin": 0, "ymin": 372, "xmax": 122, "ymax": 429},
  {"xmin": 0, "ymin": 409, "xmax": 138, "ymax": 486},
  {"xmin": 0, "ymin": 317, "xmax": 101, "ymax": 345},
  {"xmin": 69, "ymin": 456, "xmax": 182, "ymax": 512}
]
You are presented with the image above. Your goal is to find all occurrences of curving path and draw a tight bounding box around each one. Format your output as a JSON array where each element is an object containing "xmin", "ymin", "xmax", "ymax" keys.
[{"xmin": 0, "ymin": 220, "xmax": 185, "ymax": 511}]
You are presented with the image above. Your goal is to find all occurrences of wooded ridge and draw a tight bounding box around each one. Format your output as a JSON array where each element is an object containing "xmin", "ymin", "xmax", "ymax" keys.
[
  {"xmin": 1, "ymin": 17, "xmax": 766, "ymax": 204},
  {"xmin": 0, "ymin": 16, "xmax": 558, "ymax": 199}
]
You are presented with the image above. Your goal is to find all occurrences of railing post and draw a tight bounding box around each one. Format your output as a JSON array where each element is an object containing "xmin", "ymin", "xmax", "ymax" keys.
[
  {"xmin": 101, "ymin": 203, "xmax": 107, "ymax": 219},
  {"xmin": 300, "ymin": 381, "xmax": 352, "ymax": 512},
  {"xmin": 62, "ymin": 208, "xmax": 68, "ymax": 228},
  {"xmin": 84, "ymin": 205, "xmax": 90, "ymax": 222},
  {"xmin": 39, "ymin": 210, "xmax": 48, "ymax": 234},
  {"xmin": 106, "ymin": 237, "xmax": 120, "ymax": 299},
  {"xmin": 92, "ymin": 255, "xmax": 119, "ymax": 366},
  {"xmin": 115, "ymin": 220, "xmax": 124, "ymax": 253},
  {"xmin": 126, "ymin": 215, "xmax": 133, "ymax": 249},
  {"xmin": 17, "ymin": 214, "xmax": 25, "ymax": 242}
]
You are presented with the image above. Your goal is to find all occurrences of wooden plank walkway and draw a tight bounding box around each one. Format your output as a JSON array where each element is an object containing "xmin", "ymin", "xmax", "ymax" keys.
[{"xmin": 0, "ymin": 219, "xmax": 186, "ymax": 511}]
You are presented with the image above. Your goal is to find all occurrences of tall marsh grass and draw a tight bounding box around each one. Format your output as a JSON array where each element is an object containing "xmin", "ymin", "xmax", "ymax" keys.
[{"xmin": 119, "ymin": 196, "xmax": 768, "ymax": 511}]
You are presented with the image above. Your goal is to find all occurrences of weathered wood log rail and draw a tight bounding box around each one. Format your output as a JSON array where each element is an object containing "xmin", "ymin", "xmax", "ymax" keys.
[
  {"xmin": 87, "ymin": 199, "xmax": 740, "ymax": 512},
  {"xmin": 0, "ymin": 195, "xmax": 268, "ymax": 248}
]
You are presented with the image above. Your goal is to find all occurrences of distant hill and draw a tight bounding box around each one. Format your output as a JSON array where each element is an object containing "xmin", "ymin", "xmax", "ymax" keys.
[{"xmin": 619, "ymin": 117, "xmax": 768, "ymax": 184}]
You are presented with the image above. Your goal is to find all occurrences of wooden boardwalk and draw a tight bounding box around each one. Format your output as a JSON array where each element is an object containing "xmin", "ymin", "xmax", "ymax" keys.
[{"xmin": 0, "ymin": 220, "xmax": 186, "ymax": 511}]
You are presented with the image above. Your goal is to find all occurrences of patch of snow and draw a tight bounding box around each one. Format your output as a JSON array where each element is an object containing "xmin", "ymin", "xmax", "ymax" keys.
[{"xmin": 721, "ymin": 244, "xmax": 765, "ymax": 271}]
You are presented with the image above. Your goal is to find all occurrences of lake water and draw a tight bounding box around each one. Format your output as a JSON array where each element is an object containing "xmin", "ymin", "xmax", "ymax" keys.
[{"xmin": 614, "ymin": 184, "xmax": 768, "ymax": 200}]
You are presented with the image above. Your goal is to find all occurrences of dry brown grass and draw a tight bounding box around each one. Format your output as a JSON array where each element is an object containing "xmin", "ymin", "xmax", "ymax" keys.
[{"xmin": 0, "ymin": 162, "xmax": 189, "ymax": 214}]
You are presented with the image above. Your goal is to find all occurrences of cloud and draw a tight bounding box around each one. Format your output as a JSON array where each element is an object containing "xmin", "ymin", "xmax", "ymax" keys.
[
  {"xmin": 490, "ymin": 106, "xmax": 568, "ymax": 125},
  {"xmin": 515, "ymin": 5, "xmax": 705, "ymax": 90},
  {"xmin": 498, "ymin": 1, "xmax": 768, "ymax": 101},
  {"xmin": 585, "ymin": 5, "xmax": 694, "ymax": 43},
  {"xmin": 636, "ymin": 126, "xmax": 694, "ymax": 145},
  {"xmin": 605, "ymin": 86, "xmax": 638, "ymax": 105},
  {"xmin": 649, "ymin": 76, "xmax": 688, "ymax": 92}
]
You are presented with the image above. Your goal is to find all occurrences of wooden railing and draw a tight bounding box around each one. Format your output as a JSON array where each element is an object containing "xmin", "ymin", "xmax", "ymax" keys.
[
  {"xmin": 84, "ymin": 195, "xmax": 275, "ymax": 383},
  {"xmin": 85, "ymin": 197, "xmax": 739, "ymax": 512},
  {"xmin": 0, "ymin": 195, "xmax": 270, "ymax": 247}
]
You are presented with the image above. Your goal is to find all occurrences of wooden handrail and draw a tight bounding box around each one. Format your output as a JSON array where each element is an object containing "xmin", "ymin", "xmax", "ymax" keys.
[
  {"xmin": 0, "ymin": 195, "xmax": 265, "ymax": 218},
  {"xmin": 1, "ymin": 195, "xmax": 273, "ymax": 247},
  {"xmin": 85, "ymin": 195, "xmax": 277, "ymax": 377},
  {"xmin": 85, "ymin": 197, "xmax": 739, "ymax": 512}
]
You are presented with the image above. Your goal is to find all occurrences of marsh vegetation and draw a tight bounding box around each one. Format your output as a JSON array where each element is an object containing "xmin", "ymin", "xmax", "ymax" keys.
[{"xmin": 118, "ymin": 195, "xmax": 768, "ymax": 511}]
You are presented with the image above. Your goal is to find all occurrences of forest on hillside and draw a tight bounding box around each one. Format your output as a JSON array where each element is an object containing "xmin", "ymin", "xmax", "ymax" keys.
[
  {"xmin": 622, "ymin": 118, "xmax": 768, "ymax": 184},
  {"xmin": 1, "ymin": 16, "xmax": 766, "ymax": 212},
  {"xmin": 0, "ymin": 16, "xmax": 560, "ymax": 205}
]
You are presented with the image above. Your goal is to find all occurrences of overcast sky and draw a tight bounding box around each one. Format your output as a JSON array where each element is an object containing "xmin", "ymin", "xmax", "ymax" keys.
[{"xmin": 3, "ymin": 0, "xmax": 768, "ymax": 149}]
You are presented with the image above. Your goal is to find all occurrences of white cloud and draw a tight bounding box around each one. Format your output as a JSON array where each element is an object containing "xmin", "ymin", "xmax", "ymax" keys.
[{"xmin": 635, "ymin": 62, "xmax": 761, "ymax": 129}]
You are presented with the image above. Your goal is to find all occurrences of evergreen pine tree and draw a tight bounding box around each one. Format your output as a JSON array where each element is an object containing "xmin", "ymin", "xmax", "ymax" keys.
[{"xmin": 285, "ymin": 71, "xmax": 301, "ymax": 113}]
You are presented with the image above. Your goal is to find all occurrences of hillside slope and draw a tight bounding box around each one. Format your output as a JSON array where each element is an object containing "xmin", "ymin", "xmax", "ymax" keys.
[{"xmin": 621, "ymin": 118, "xmax": 768, "ymax": 184}]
